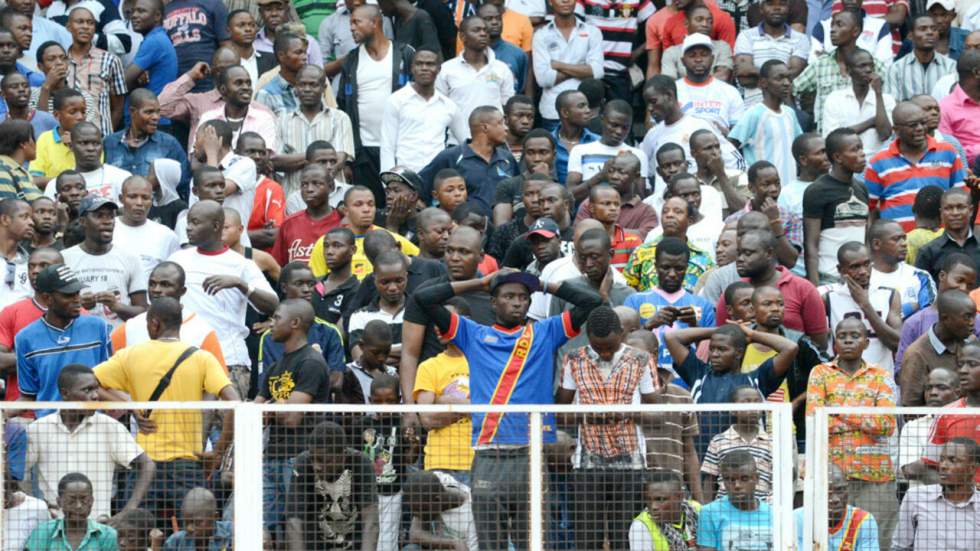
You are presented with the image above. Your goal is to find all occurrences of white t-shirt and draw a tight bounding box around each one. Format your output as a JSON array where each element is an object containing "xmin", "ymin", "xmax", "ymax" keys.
[
  {"xmin": 356, "ymin": 44, "xmax": 393, "ymax": 147},
  {"xmin": 0, "ymin": 249, "xmax": 32, "ymax": 312},
  {"xmin": 61, "ymin": 244, "xmax": 147, "ymax": 327},
  {"xmin": 870, "ymin": 263, "xmax": 936, "ymax": 319},
  {"xmin": 174, "ymin": 209, "xmax": 252, "ymax": 247},
  {"xmin": 112, "ymin": 218, "xmax": 181, "ymax": 278},
  {"xmin": 644, "ymin": 214, "xmax": 724, "ymax": 261},
  {"xmin": 3, "ymin": 492, "xmax": 49, "ymax": 551},
  {"xmin": 528, "ymin": 256, "xmax": 628, "ymax": 320},
  {"xmin": 44, "ymin": 164, "xmax": 133, "ymax": 202},
  {"xmin": 168, "ymin": 246, "xmax": 275, "ymax": 366},
  {"xmin": 641, "ymin": 114, "xmax": 744, "ymax": 173},
  {"xmin": 567, "ymin": 140, "xmax": 649, "ymax": 180},
  {"xmin": 429, "ymin": 471, "xmax": 480, "ymax": 551},
  {"xmin": 675, "ymin": 77, "xmax": 745, "ymax": 135}
]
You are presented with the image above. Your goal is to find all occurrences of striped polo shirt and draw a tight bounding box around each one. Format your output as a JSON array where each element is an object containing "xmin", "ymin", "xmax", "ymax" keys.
[
  {"xmin": 577, "ymin": 0, "xmax": 655, "ymax": 74},
  {"xmin": 611, "ymin": 225, "xmax": 644, "ymax": 272},
  {"xmin": 864, "ymin": 135, "xmax": 966, "ymax": 231}
]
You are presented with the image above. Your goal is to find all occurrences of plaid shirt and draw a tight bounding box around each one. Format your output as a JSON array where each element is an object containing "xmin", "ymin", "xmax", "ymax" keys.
[
  {"xmin": 623, "ymin": 238, "xmax": 716, "ymax": 292},
  {"xmin": 806, "ymin": 361, "xmax": 897, "ymax": 482},
  {"xmin": 66, "ymin": 46, "xmax": 127, "ymax": 136},
  {"xmin": 724, "ymin": 202, "xmax": 803, "ymax": 249},
  {"xmin": 0, "ymin": 155, "xmax": 41, "ymax": 201},
  {"xmin": 562, "ymin": 345, "xmax": 658, "ymax": 466},
  {"xmin": 793, "ymin": 49, "xmax": 886, "ymax": 133}
]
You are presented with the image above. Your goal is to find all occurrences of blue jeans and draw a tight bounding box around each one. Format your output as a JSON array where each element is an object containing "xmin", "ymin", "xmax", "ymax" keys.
[
  {"xmin": 124, "ymin": 459, "xmax": 205, "ymax": 523},
  {"xmin": 263, "ymin": 457, "xmax": 295, "ymax": 531}
]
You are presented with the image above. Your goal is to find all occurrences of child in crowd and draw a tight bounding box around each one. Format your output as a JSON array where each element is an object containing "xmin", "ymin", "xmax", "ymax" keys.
[
  {"xmin": 341, "ymin": 320, "xmax": 398, "ymax": 404},
  {"xmin": 163, "ymin": 488, "xmax": 232, "ymax": 551},
  {"xmin": 697, "ymin": 450, "xmax": 773, "ymax": 550},
  {"xmin": 701, "ymin": 387, "xmax": 773, "ymax": 502},
  {"xmin": 432, "ymin": 169, "xmax": 468, "ymax": 216},
  {"xmin": 629, "ymin": 471, "xmax": 701, "ymax": 550},
  {"xmin": 401, "ymin": 470, "xmax": 480, "ymax": 551},
  {"xmin": 116, "ymin": 509, "xmax": 164, "ymax": 551}
]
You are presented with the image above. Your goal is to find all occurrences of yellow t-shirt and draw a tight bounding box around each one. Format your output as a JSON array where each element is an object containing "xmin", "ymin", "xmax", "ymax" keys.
[
  {"xmin": 308, "ymin": 225, "xmax": 420, "ymax": 279},
  {"xmin": 28, "ymin": 128, "xmax": 76, "ymax": 181},
  {"xmin": 413, "ymin": 352, "xmax": 474, "ymax": 471},
  {"xmin": 93, "ymin": 340, "xmax": 232, "ymax": 462},
  {"xmin": 740, "ymin": 343, "xmax": 788, "ymax": 404},
  {"xmin": 906, "ymin": 228, "xmax": 944, "ymax": 265}
]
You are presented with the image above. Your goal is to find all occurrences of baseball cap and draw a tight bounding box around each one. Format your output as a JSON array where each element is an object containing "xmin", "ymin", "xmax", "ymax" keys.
[
  {"xmin": 381, "ymin": 167, "xmax": 423, "ymax": 194},
  {"xmin": 77, "ymin": 195, "xmax": 118, "ymax": 216},
  {"xmin": 527, "ymin": 217, "xmax": 560, "ymax": 239},
  {"xmin": 927, "ymin": 0, "xmax": 955, "ymax": 10},
  {"xmin": 257, "ymin": 0, "xmax": 286, "ymax": 5},
  {"xmin": 682, "ymin": 33, "xmax": 714, "ymax": 55},
  {"xmin": 490, "ymin": 271, "xmax": 541, "ymax": 295},
  {"xmin": 36, "ymin": 264, "xmax": 86, "ymax": 294}
]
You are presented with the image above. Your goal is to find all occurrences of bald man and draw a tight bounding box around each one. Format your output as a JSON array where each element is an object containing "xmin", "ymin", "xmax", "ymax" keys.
[
  {"xmin": 418, "ymin": 106, "xmax": 519, "ymax": 212},
  {"xmin": 164, "ymin": 488, "xmax": 233, "ymax": 549},
  {"xmin": 167, "ymin": 200, "xmax": 278, "ymax": 398},
  {"xmin": 865, "ymin": 102, "xmax": 965, "ymax": 233},
  {"xmin": 105, "ymin": 89, "xmax": 191, "ymax": 193}
]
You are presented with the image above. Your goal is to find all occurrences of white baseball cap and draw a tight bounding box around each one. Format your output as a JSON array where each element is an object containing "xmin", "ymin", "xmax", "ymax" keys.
[
  {"xmin": 927, "ymin": 0, "xmax": 955, "ymax": 11},
  {"xmin": 682, "ymin": 33, "xmax": 714, "ymax": 54}
]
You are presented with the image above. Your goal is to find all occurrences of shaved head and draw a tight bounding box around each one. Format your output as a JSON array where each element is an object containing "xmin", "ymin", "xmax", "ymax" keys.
[
  {"xmin": 449, "ymin": 225, "xmax": 483, "ymax": 253},
  {"xmin": 279, "ymin": 298, "xmax": 315, "ymax": 331},
  {"xmin": 182, "ymin": 487, "xmax": 217, "ymax": 516},
  {"xmin": 190, "ymin": 200, "xmax": 225, "ymax": 226}
]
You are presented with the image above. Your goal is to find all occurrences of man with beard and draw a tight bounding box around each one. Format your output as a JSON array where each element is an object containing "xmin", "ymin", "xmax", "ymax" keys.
[
  {"xmin": 885, "ymin": 15, "xmax": 956, "ymax": 101},
  {"xmin": 400, "ymin": 226, "xmax": 495, "ymax": 403},
  {"xmin": 104, "ymin": 89, "xmax": 190, "ymax": 181},
  {"xmin": 415, "ymin": 207, "xmax": 453, "ymax": 261},
  {"xmin": 626, "ymin": 236, "xmax": 715, "ymax": 374},
  {"xmin": 869, "ymin": 219, "xmax": 936, "ymax": 319},
  {"xmin": 793, "ymin": 465, "xmax": 880, "ymax": 550},
  {"xmin": 195, "ymin": 65, "xmax": 279, "ymax": 152},
  {"xmin": 676, "ymin": 34, "xmax": 745, "ymax": 136},
  {"xmin": 715, "ymin": 228, "xmax": 827, "ymax": 348},
  {"xmin": 380, "ymin": 48, "xmax": 457, "ymax": 173},
  {"xmin": 111, "ymin": 175, "xmax": 180, "ymax": 278},
  {"xmin": 62, "ymin": 195, "xmax": 147, "ymax": 326},
  {"xmin": 0, "ymin": 73, "xmax": 55, "ymax": 136},
  {"xmin": 825, "ymin": 241, "xmax": 903, "ymax": 375},
  {"xmin": 503, "ymin": 95, "xmax": 534, "ymax": 158}
]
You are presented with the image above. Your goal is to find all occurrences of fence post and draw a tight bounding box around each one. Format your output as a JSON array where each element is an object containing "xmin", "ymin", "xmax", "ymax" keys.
[
  {"xmin": 529, "ymin": 411, "xmax": 544, "ymax": 550},
  {"xmin": 234, "ymin": 402, "xmax": 263, "ymax": 550},
  {"xmin": 808, "ymin": 408, "xmax": 831, "ymax": 551},
  {"xmin": 772, "ymin": 404, "xmax": 795, "ymax": 550}
]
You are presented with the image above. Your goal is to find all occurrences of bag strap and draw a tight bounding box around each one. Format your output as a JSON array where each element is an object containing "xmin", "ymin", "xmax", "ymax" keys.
[{"xmin": 143, "ymin": 346, "xmax": 198, "ymax": 417}]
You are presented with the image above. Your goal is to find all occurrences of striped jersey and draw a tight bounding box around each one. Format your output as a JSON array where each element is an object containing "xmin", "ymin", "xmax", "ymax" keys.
[
  {"xmin": 445, "ymin": 310, "xmax": 578, "ymax": 446},
  {"xmin": 864, "ymin": 136, "xmax": 965, "ymax": 232},
  {"xmin": 611, "ymin": 226, "xmax": 644, "ymax": 272},
  {"xmin": 623, "ymin": 288, "xmax": 715, "ymax": 376},
  {"xmin": 576, "ymin": 0, "xmax": 656, "ymax": 74},
  {"xmin": 729, "ymin": 102, "xmax": 802, "ymax": 185}
]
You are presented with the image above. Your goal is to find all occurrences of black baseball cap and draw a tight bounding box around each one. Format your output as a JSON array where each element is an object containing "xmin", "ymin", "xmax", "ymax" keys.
[
  {"xmin": 380, "ymin": 167, "xmax": 423, "ymax": 194},
  {"xmin": 77, "ymin": 194, "xmax": 118, "ymax": 216},
  {"xmin": 35, "ymin": 264, "xmax": 86, "ymax": 294},
  {"xmin": 490, "ymin": 271, "xmax": 541, "ymax": 295},
  {"xmin": 527, "ymin": 217, "xmax": 560, "ymax": 239}
]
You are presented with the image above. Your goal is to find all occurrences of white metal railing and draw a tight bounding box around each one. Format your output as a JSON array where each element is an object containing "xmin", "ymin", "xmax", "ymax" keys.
[
  {"xmin": 1, "ymin": 401, "xmax": 797, "ymax": 551},
  {"xmin": 805, "ymin": 406, "xmax": 980, "ymax": 551}
]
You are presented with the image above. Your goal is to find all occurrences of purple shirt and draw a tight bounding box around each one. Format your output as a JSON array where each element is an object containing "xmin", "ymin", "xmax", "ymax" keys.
[{"xmin": 896, "ymin": 305, "xmax": 980, "ymax": 369}]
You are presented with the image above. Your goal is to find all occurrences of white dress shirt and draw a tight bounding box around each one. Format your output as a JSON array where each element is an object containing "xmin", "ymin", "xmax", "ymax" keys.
[
  {"xmin": 821, "ymin": 86, "xmax": 896, "ymax": 157},
  {"xmin": 436, "ymin": 48, "xmax": 515, "ymax": 142},
  {"xmin": 531, "ymin": 19, "xmax": 605, "ymax": 120},
  {"xmin": 380, "ymin": 84, "xmax": 458, "ymax": 172}
]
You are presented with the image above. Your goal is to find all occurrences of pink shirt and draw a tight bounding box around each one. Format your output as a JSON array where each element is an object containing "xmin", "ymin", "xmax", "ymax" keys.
[
  {"xmin": 160, "ymin": 73, "xmax": 274, "ymax": 150},
  {"xmin": 939, "ymin": 84, "xmax": 980, "ymax": 165},
  {"xmin": 193, "ymin": 104, "xmax": 281, "ymax": 153}
]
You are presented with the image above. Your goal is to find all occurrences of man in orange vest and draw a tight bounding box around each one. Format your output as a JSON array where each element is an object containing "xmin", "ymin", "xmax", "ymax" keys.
[{"xmin": 794, "ymin": 464, "xmax": 880, "ymax": 551}]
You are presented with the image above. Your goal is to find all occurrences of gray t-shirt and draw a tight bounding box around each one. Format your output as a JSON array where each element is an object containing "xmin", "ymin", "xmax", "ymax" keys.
[
  {"xmin": 62, "ymin": 244, "xmax": 147, "ymax": 327},
  {"xmin": 696, "ymin": 262, "xmax": 740, "ymax": 304}
]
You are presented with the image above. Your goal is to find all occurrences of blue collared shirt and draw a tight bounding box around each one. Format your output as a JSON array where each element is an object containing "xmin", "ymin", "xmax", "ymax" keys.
[
  {"xmin": 255, "ymin": 74, "xmax": 299, "ymax": 116},
  {"xmin": 163, "ymin": 521, "xmax": 233, "ymax": 551},
  {"xmin": 491, "ymin": 38, "xmax": 527, "ymax": 93},
  {"xmin": 418, "ymin": 141, "xmax": 519, "ymax": 212},
  {"xmin": 104, "ymin": 129, "xmax": 191, "ymax": 194},
  {"xmin": 551, "ymin": 125, "xmax": 599, "ymax": 185},
  {"xmin": 24, "ymin": 519, "xmax": 118, "ymax": 550}
]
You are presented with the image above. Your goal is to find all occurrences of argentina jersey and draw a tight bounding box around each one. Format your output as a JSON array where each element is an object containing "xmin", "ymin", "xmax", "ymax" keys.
[
  {"xmin": 623, "ymin": 289, "xmax": 716, "ymax": 387},
  {"xmin": 445, "ymin": 311, "xmax": 578, "ymax": 446}
]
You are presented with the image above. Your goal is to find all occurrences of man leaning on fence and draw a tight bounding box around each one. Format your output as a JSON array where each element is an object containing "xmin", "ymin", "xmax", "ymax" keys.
[{"xmin": 414, "ymin": 267, "xmax": 602, "ymax": 550}]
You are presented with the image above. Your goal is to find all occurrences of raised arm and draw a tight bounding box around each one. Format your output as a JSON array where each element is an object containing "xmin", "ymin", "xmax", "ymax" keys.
[
  {"xmin": 663, "ymin": 327, "xmax": 716, "ymax": 367},
  {"xmin": 742, "ymin": 325, "xmax": 799, "ymax": 378},
  {"xmin": 543, "ymin": 279, "xmax": 602, "ymax": 331}
]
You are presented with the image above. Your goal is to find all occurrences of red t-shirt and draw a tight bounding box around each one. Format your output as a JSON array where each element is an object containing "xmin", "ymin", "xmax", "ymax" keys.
[
  {"xmin": 648, "ymin": 0, "xmax": 737, "ymax": 51},
  {"xmin": 248, "ymin": 175, "xmax": 286, "ymax": 231},
  {"xmin": 270, "ymin": 208, "xmax": 343, "ymax": 265},
  {"xmin": 0, "ymin": 298, "xmax": 44, "ymax": 402},
  {"xmin": 923, "ymin": 398, "xmax": 980, "ymax": 483},
  {"xmin": 714, "ymin": 266, "xmax": 829, "ymax": 336}
]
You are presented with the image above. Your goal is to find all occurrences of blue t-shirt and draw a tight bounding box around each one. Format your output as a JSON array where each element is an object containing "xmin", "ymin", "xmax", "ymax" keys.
[
  {"xmin": 0, "ymin": 110, "xmax": 58, "ymax": 138},
  {"xmin": 490, "ymin": 39, "xmax": 527, "ymax": 93},
  {"xmin": 446, "ymin": 311, "xmax": 576, "ymax": 446},
  {"xmin": 697, "ymin": 496, "xmax": 772, "ymax": 550},
  {"xmin": 131, "ymin": 26, "xmax": 178, "ymax": 126},
  {"xmin": 162, "ymin": 0, "xmax": 230, "ymax": 92},
  {"xmin": 258, "ymin": 318, "xmax": 346, "ymax": 375},
  {"xmin": 624, "ymin": 289, "xmax": 715, "ymax": 381},
  {"xmin": 793, "ymin": 506, "xmax": 879, "ymax": 551},
  {"xmin": 15, "ymin": 315, "xmax": 112, "ymax": 417}
]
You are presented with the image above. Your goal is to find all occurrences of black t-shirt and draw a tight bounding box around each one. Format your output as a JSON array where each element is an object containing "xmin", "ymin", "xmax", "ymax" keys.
[
  {"xmin": 355, "ymin": 414, "xmax": 411, "ymax": 495},
  {"xmin": 313, "ymin": 275, "xmax": 361, "ymax": 325},
  {"xmin": 486, "ymin": 217, "xmax": 529, "ymax": 261},
  {"xmin": 404, "ymin": 275, "xmax": 495, "ymax": 362},
  {"xmin": 260, "ymin": 345, "xmax": 332, "ymax": 459},
  {"xmin": 494, "ymin": 175, "xmax": 524, "ymax": 208},
  {"xmin": 286, "ymin": 449, "xmax": 378, "ymax": 550},
  {"xmin": 344, "ymin": 257, "xmax": 446, "ymax": 322},
  {"xmin": 801, "ymin": 174, "xmax": 869, "ymax": 231}
]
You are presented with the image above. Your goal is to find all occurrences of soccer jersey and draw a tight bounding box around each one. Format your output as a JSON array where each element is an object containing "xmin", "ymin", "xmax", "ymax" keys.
[
  {"xmin": 0, "ymin": 298, "xmax": 44, "ymax": 402},
  {"xmin": 676, "ymin": 76, "xmax": 745, "ymax": 134},
  {"xmin": 567, "ymin": 140, "xmax": 649, "ymax": 180},
  {"xmin": 923, "ymin": 398, "xmax": 980, "ymax": 483},
  {"xmin": 445, "ymin": 310, "xmax": 577, "ymax": 446},
  {"xmin": 870, "ymin": 263, "xmax": 936, "ymax": 319},
  {"xmin": 729, "ymin": 102, "xmax": 802, "ymax": 185},
  {"xmin": 624, "ymin": 288, "xmax": 715, "ymax": 376}
]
